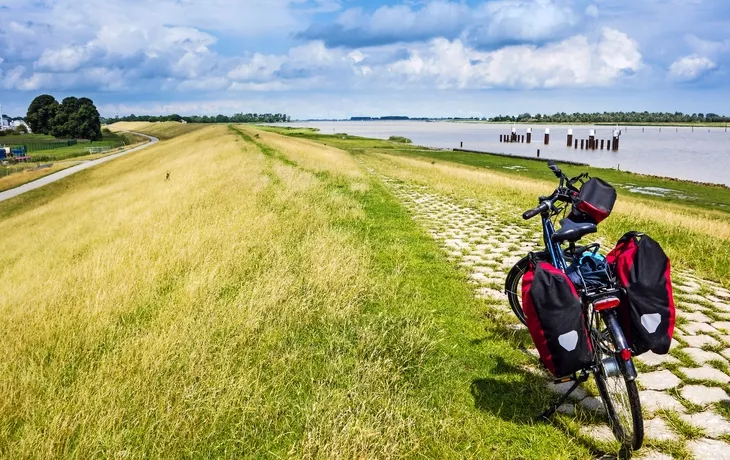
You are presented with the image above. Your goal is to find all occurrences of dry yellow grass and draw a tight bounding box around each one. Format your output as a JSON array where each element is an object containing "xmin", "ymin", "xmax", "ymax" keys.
[
  {"xmin": 0, "ymin": 125, "xmax": 377, "ymax": 456},
  {"xmin": 108, "ymin": 121, "xmax": 207, "ymax": 140},
  {"xmin": 0, "ymin": 164, "xmax": 73, "ymax": 192},
  {"xmin": 238, "ymin": 125, "xmax": 366, "ymax": 179}
]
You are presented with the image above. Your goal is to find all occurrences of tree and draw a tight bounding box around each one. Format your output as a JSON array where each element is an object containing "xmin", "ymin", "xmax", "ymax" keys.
[
  {"xmin": 50, "ymin": 96, "xmax": 103, "ymax": 140},
  {"xmin": 26, "ymin": 94, "xmax": 59, "ymax": 134}
]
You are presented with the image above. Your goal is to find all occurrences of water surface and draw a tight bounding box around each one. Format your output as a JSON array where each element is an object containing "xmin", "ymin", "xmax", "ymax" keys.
[{"xmin": 281, "ymin": 121, "xmax": 730, "ymax": 186}]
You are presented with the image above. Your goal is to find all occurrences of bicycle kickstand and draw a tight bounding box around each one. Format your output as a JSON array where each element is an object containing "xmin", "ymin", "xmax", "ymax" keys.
[{"xmin": 538, "ymin": 371, "xmax": 590, "ymax": 420}]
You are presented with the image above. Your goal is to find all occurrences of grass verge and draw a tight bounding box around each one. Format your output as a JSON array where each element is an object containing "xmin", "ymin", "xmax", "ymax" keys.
[{"xmin": 0, "ymin": 124, "xmax": 593, "ymax": 458}]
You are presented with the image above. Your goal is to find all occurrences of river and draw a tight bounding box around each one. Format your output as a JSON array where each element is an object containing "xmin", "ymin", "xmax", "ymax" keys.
[{"xmin": 280, "ymin": 121, "xmax": 730, "ymax": 186}]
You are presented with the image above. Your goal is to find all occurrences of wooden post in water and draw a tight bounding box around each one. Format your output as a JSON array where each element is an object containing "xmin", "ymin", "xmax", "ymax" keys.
[
  {"xmin": 612, "ymin": 130, "xmax": 620, "ymax": 151},
  {"xmin": 544, "ymin": 128, "xmax": 550, "ymax": 145},
  {"xmin": 537, "ymin": 149, "xmax": 540, "ymax": 158},
  {"xmin": 460, "ymin": 141, "xmax": 463, "ymax": 148},
  {"xmin": 567, "ymin": 128, "xmax": 573, "ymax": 147},
  {"xmin": 499, "ymin": 135, "xmax": 503, "ymax": 142},
  {"xmin": 580, "ymin": 139, "xmax": 584, "ymax": 149},
  {"xmin": 600, "ymin": 139, "xmax": 605, "ymax": 149},
  {"xmin": 526, "ymin": 128, "xmax": 532, "ymax": 144},
  {"xmin": 511, "ymin": 127, "xmax": 517, "ymax": 142},
  {"xmin": 589, "ymin": 129, "xmax": 595, "ymax": 150},
  {"xmin": 607, "ymin": 140, "xmax": 611, "ymax": 150},
  {"xmin": 574, "ymin": 139, "xmax": 578, "ymax": 149}
]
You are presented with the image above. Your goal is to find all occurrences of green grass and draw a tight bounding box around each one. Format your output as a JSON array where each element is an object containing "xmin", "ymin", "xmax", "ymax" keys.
[{"xmin": 0, "ymin": 125, "xmax": 599, "ymax": 458}]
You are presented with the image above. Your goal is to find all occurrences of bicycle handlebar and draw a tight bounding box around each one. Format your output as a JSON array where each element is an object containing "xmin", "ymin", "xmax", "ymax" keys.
[
  {"xmin": 522, "ymin": 201, "xmax": 550, "ymax": 220},
  {"xmin": 521, "ymin": 162, "xmax": 589, "ymax": 220}
]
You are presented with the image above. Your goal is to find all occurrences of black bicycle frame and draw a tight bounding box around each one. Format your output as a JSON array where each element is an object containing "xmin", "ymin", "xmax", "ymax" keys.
[{"xmin": 541, "ymin": 213, "xmax": 568, "ymax": 272}]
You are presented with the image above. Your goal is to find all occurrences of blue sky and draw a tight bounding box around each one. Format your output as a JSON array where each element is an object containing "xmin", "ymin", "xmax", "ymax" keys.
[{"xmin": 1, "ymin": 0, "xmax": 729, "ymax": 119}]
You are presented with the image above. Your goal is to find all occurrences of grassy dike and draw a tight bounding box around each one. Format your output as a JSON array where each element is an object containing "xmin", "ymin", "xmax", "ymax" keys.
[
  {"xmin": 0, "ymin": 123, "xmax": 591, "ymax": 458},
  {"xmin": 260, "ymin": 126, "xmax": 730, "ymax": 286}
]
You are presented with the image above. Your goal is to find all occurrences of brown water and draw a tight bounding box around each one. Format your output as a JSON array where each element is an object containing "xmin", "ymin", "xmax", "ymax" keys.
[{"xmin": 282, "ymin": 121, "xmax": 730, "ymax": 186}]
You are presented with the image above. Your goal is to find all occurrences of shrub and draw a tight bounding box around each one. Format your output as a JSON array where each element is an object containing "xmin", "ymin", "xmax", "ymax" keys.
[{"xmin": 388, "ymin": 136, "xmax": 412, "ymax": 144}]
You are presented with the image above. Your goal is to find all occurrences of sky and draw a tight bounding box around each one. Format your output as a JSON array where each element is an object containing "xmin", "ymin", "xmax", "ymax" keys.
[{"xmin": 1, "ymin": 0, "xmax": 729, "ymax": 119}]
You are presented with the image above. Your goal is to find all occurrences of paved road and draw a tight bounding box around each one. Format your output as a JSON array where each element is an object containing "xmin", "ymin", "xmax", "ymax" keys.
[{"xmin": 0, "ymin": 132, "xmax": 158, "ymax": 203}]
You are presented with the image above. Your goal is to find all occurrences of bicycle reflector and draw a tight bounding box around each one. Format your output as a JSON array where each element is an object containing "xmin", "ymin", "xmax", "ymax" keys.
[{"xmin": 594, "ymin": 297, "xmax": 621, "ymax": 311}]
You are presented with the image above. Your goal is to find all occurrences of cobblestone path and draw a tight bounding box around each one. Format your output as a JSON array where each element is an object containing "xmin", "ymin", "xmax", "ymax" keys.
[{"xmin": 380, "ymin": 174, "xmax": 730, "ymax": 459}]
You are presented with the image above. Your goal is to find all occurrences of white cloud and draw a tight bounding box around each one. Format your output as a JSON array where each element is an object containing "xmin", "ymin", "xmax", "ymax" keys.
[
  {"xmin": 586, "ymin": 4, "xmax": 599, "ymax": 18},
  {"xmin": 386, "ymin": 28, "xmax": 642, "ymax": 89},
  {"xmin": 668, "ymin": 54, "xmax": 717, "ymax": 80},
  {"xmin": 472, "ymin": 0, "xmax": 577, "ymax": 44}
]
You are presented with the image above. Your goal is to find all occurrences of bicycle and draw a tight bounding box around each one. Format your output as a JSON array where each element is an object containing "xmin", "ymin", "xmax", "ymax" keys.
[{"xmin": 504, "ymin": 161, "xmax": 643, "ymax": 452}]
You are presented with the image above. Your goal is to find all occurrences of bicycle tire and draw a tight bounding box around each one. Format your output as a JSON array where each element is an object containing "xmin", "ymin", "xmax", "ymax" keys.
[
  {"xmin": 504, "ymin": 251, "xmax": 550, "ymax": 326},
  {"xmin": 594, "ymin": 321, "xmax": 644, "ymax": 451}
]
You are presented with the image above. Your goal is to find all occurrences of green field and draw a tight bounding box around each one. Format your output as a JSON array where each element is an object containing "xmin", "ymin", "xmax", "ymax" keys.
[{"xmin": 2, "ymin": 122, "xmax": 728, "ymax": 458}]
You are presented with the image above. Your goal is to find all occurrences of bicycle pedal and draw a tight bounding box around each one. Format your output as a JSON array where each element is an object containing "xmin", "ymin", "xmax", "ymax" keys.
[{"xmin": 552, "ymin": 375, "xmax": 577, "ymax": 384}]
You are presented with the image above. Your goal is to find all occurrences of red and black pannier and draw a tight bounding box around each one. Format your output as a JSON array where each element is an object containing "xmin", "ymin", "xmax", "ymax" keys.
[
  {"xmin": 570, "ymin": 177, "xmax": 617, "ymax": 224},
  {"xmin": 522, "ymin": 260, "xmax": 593, "ymax": 377},
  {"xmin": 607, "ymin": 232, "xmax": 676, "ymax": 355}
]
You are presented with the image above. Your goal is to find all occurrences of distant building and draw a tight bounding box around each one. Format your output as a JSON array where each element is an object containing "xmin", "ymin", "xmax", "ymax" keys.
[{"xmin": 11, "ymin": 120, "xmax": 31, "ymax": 132}]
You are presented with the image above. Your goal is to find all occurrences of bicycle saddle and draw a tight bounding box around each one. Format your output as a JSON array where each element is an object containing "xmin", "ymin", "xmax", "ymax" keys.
[{"xmin": 552, "ymin": 218, "xmax": 597, "ymax": 243}]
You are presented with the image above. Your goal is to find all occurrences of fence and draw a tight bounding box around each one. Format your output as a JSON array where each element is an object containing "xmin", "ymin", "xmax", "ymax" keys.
[
  {"xmin": 86, "ymin": 146, "xmax": 113, "ymax": 154},
  {"xmin": 22, "ymin": 140, "xmax": 77, "ymax": 152}
]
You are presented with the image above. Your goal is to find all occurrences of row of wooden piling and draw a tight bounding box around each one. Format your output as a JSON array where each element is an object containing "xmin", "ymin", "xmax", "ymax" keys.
[{"xmin": 499, "ymin": 128, "xmax": 620, "ymax": 151}]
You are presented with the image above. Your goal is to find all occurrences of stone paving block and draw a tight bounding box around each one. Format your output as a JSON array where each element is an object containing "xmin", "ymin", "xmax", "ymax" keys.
[
  {"xmin": 676, "ymin": 282, "xmax": 700, "ymax": 294},
  {"xmin": 475, "ymin": 288, "xmax": 507, "ymax": 301},
  {"xmin": 680, "ymin": 411, "xmax": 730, "ymax": 438},
  {"xmin": 579, "ymin": 396, "xmax": 606, "ymax": 414},
  {"xmin": 683, "ymin": 334, "xmax": 721, "ymax": 348},
  {"xmin": 640, "ymin": 390, "xmax": 686, "ymax": 414},
  {"xmin": 682, "ymin": 322, "xmax": 720, "ymax": 336},
  {"xmin": 715, "ymin": 288, "xmax": 730, "ymax": 299},
  {"xmin": 681, "ymin": 385, "xmax": 730, "ymax": 405},
  {"xmin": 713, "ymin": 321, "xmax": 730, "ymax": 333},
  {"xmin": 644, "ymin": 417, "xmax": 676, "ymax": 442},
  {"xmin": 581, "ymin": 424, "xmax": 615, "ymax": 444},
  {"xmin": 684, "ymin": 348, "xmax": 728, "ymax": 365},
  {"xmin": 680, "ymin": 366, "xmax": 730, "ymax": 384},
  {"xmin": 556, "ymin": 403, "xmax": 575, "ymax": 416},
  {"xmin": 721, "ymin": 348, "xmax": 730, "ymax": 360},
  {"xmin": 638, "ymin": 370, "xmax": 682, "ymax": 390},
  {"xmin": 682, "ymin": 293, "xmax": 712, "ymax": 304},
  {"xmin": 546, "ymin": 381, "xmax": 588, "ymax": 401},
  {"xmin": 638, "ymin": 351, "xmax": 680, "ymax": 367},
  {"xmin": 679, "ymin": 302, "xmax": 710, "ymax": 312},
  {"xmin": 680, "ymin": 311, "xmax": 713, "ymax": 323},
  {"xmin": 713, "ymin": 303, "xmax": 730, "ymax": 313},
  {"xmin": 635, "ymin": 450, "xmax": 674, "ymax": 460},
  {"xmin": 687, "ymin": 438, "xmax": 730, "ymax": 459}
]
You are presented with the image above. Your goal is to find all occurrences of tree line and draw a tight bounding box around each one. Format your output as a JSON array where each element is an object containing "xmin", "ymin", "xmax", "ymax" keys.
[
  {"xmin": 489, "ymin": 111, "xmax": 730, "ymax": 123},
  {"xmin": 105, "ymin": 113, "xmax": 291, "ymax": 124},
  {"xmin": 26, "ymin": 94, "xmax": 103, "ymax": 140}
]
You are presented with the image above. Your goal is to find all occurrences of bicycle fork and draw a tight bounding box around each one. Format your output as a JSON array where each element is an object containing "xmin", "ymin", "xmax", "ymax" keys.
[{"xmin": 600, "ymin": 310, "xmax": 638, "ymax": 381}]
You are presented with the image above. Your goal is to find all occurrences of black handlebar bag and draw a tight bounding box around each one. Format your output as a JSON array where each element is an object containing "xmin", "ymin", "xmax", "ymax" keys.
[
  {"xmin": 571, "ymin": 177, "xmax": 617, "ymax": 224},
  {"xmin": 522, "ymin": 260, "xmax": 593, "ymax": 377},
  {"xmin": 607, "ymin": 232, "xmax": 676, "ymax": 355}
]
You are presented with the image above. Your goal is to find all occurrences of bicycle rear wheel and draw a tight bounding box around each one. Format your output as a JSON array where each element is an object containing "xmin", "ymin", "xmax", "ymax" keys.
[{"xmin": 593, "ymin": 313, "xmax": 644, "ymax": 451}]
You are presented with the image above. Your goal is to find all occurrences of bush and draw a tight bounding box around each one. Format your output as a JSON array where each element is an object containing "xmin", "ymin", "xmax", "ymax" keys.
[{"xmin": 388, "ymin": 136, "xmax": 412, "ymax": 144}]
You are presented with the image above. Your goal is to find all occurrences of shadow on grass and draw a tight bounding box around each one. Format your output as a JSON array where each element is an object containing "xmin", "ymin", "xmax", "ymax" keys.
[{"xmin": 470, "ymin": 356, "xmax": 620, "ymax": 459}]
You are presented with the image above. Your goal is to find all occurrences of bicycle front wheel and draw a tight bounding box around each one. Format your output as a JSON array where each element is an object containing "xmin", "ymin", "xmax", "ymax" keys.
[
  {"xmin": 593, "ymin": 313, "xmax": 644, "ymax": 451},
  {"xmin": 504, "ymin": 251, "xmax": 550, "ymax": 326}
]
